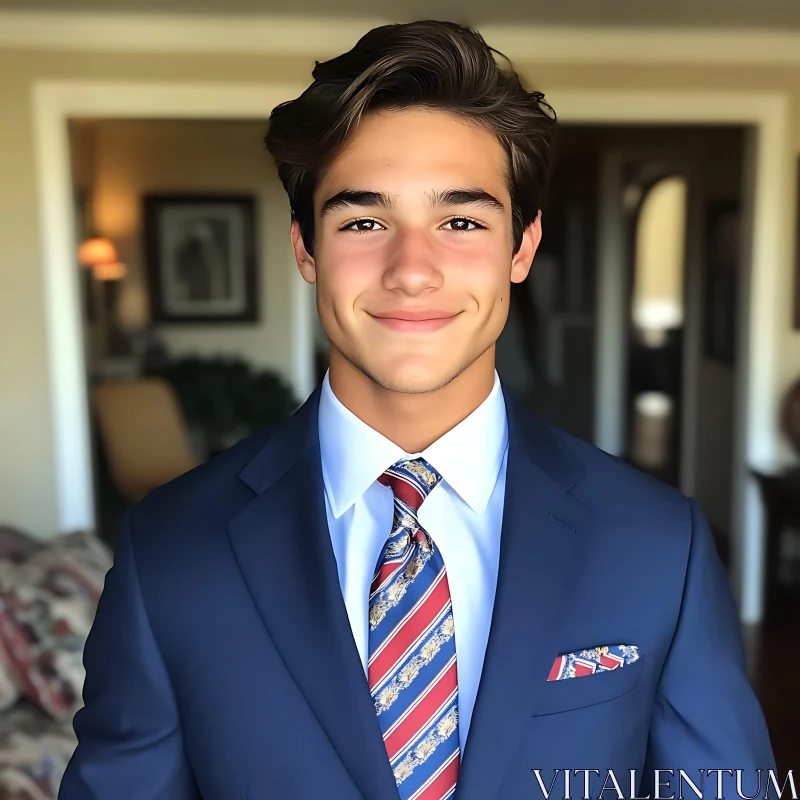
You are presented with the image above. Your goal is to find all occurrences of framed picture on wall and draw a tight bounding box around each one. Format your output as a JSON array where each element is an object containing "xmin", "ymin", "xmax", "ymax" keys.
[
  {"xmin": 702, "ymin": 199, "xmax": 740, "ymax": 364},
  {"xmin": 143, "ymin": 194, "xmax": 259, "ymax": 323}
]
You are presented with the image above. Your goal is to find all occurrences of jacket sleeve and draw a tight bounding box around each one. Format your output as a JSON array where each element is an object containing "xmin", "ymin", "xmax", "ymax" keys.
[
  {"xmin": 59, "ymin": 510, "xmax": 199, "ymax": 800},
  {"xmin": 641, "ymin": 497, "xmax": 777, "ymax": 798}
]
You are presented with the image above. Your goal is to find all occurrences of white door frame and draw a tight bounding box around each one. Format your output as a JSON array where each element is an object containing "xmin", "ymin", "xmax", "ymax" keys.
[{"xmin": 33, "ymin": 82, "xmax": 792, "ymax": 624}]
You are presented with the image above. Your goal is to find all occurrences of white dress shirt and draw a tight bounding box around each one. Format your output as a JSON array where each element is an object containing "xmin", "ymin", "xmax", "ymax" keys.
[{"xmin": 317, "ymin": 369, "xmax": 508, "ymax": 755}]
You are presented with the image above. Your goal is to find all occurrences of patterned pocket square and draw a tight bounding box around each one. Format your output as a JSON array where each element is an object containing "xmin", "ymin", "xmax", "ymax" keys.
[{"xmin": 547, "ymin": 644, "xmax": 640, "ymax": 681}]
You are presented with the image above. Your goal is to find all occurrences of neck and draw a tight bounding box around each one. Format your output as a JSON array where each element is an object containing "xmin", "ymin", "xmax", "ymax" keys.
[{"xmin": 327, "ymin": 348, "xmax": 497, "ymax": 453}]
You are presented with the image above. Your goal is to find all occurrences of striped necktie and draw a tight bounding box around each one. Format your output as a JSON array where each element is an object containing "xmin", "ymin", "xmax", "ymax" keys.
[{"xmin": 368, "ymin": 457, "xmax": 460, "ymax": 800}]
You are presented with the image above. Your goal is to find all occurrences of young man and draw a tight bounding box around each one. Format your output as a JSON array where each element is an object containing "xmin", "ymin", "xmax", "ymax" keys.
[{"xmin": 61, "ymin": 20, "xmax": 775, "ymax": 800}]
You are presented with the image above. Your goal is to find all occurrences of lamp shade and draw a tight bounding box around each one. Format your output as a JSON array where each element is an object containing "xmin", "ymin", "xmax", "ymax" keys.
[{"xmin": 78, "ymin": 237, "xmax": 118, "ymax": 267}]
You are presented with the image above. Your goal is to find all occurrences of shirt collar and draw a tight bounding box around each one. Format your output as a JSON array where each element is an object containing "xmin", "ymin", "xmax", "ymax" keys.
[{"xmin": 318, "ymin": 370, "xmax": 508, "ymax": 518}]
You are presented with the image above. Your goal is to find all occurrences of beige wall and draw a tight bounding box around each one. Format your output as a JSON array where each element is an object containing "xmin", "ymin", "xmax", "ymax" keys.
[
  {"xmin": 1, "ymin": 44, "xmax": 800, "ymax": 537},
  {"xmin": 79, "ymin": 118, "xmax": 297, "ymax": 379}
]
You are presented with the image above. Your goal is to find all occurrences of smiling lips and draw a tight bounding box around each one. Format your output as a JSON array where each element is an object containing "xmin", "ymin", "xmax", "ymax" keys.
[{"xmin": 370, "ymin": 310, "xmax": 460, "ymax": 332}]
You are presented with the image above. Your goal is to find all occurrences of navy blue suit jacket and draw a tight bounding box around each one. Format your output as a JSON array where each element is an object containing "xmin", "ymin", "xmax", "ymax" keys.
[{"xmin": 60, "ymin": 384, "xmax": 775, "ymax": 799}]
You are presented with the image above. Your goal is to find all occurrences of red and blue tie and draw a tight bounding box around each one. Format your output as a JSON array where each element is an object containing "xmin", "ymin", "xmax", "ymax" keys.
[{"xmin": 368, "ymin": 458, "xmax": 460, "ymax": 800}]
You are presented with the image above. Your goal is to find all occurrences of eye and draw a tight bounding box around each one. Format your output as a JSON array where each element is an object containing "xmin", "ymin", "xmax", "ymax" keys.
[
  {"xmin": 339, "ymin": 218, "xmax": 386, "ymax": 233},
  {"xmin": 442, "ymin": 217, "xmax": 487, "ymax": 232}
]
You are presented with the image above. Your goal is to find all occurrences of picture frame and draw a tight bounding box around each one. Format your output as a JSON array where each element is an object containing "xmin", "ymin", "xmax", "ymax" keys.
[
  {"xmin": 143, "ymin": 194, "xmax": 259, "ymax": 323},
  {"xmin": 702, "ymin": 199, "xmax": 740, "ymax": 364}
]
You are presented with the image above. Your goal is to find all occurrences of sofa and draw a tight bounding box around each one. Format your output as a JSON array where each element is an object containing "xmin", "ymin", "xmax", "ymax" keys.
[{"xmin": 0, "ymin": 525, "xmax": 111, "ymax": 799}]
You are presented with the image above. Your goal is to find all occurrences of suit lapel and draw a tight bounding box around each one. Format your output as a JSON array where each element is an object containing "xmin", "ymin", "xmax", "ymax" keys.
[
  {"xmin": 455, "ymin": 392, "xmax": 592, "ymax": 800},
  {"xmin": 226, "ymin": 387, "xmax": 399, "ymax": 800}
]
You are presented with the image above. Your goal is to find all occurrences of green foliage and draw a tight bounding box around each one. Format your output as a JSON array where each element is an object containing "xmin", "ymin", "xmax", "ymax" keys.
[{"xmin": 148, "ymin": 355, "xmax": 298, "ymax": 443}]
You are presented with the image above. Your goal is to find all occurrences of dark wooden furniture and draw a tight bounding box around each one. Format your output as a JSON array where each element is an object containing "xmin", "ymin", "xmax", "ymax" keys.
[{"xmin": 751, "ymin": 468, "xmax": 800, "ymax": 619}]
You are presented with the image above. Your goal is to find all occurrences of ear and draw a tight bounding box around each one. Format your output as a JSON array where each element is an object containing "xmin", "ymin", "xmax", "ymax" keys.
[
  {"xmin": 510, "ymin": 210, "xmax": 542, "ymax": 284},
  {"xmin": 290, "ymin": 220, "xmax": 317, "ymax": 284}
]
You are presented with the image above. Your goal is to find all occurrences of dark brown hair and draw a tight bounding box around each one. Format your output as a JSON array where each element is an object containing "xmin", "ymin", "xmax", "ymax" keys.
[{"xmin": 264, "ymin": 20, "xmax": 557, "ymax": 256}]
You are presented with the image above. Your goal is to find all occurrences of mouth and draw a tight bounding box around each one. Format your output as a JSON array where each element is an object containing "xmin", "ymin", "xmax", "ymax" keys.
[{"xmin": 369, "ymin": 310, "xmax": 461, "ymax": 333}]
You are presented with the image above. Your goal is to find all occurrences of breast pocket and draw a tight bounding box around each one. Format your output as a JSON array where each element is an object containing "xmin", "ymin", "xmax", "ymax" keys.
[{"xmin": 531, "ymin": 655, "xmax": 646, "ymax": 717}]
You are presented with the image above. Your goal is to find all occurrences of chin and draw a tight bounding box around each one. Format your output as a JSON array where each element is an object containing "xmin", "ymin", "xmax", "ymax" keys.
[
  {"xmin": 379, "ymin": 374, "xmax": 445, "ymax": 395},
  {"xmin": 361, "ymin": 356, "xmax": 468, "ymax": 395}
]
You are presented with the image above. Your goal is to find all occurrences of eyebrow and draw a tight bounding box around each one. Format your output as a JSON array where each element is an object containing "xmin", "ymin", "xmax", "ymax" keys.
[
  {"xmin": 319, "ymin": 187, "xmax": 506, "ymax": 217},
  {"xmin": 428, "ymin": 188, "xmax": 506, "ymax": 215},
  {"xmin": 320, "ymin": 190, "xmax": 393, "ymax": 217}
]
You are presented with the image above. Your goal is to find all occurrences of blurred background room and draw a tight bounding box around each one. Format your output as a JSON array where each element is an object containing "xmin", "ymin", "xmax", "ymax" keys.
[{"xmin": 0, "ymin": 0, "xmax": 799, "ymax": 795}]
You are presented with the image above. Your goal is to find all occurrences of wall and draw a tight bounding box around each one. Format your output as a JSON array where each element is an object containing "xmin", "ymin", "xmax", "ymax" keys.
[
  {"xmin": 1, "ymin": 42, "xmax": 799, "ymax": 537},
  {"xmin": 75, "ymin": 118, "xmax": 297, "ymax": 381},
  {"xmin": 633, "ymin": 177, "xmax": 687, "ymax": 332}
]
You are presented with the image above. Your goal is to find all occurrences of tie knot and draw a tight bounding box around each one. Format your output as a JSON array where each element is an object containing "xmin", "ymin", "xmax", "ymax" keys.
[{"xmin": 378, "ymin": 457, "xmax": 441, "ymax": 512}]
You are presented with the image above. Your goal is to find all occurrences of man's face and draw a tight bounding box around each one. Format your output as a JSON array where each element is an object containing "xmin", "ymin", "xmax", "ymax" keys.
[{"xmin": 291, "ymin": 107, "xmax": 541, "ymax": 394}]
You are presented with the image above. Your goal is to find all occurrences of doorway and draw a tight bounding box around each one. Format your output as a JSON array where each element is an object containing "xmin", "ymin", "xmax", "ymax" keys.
[{"xmin": 497, "ymin": 124, "xmax": 748, "ymax": 560}]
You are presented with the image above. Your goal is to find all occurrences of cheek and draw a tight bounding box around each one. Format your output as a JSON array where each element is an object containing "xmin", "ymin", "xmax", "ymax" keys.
[
  {"xmin": 325, "ymin": 238, "xmax": 380, "ymax": 285},
  {"xmin": 316, "ymin": 257, "xmax": 374, "ymax": 319},
  {"xmin": 448, "ymin": 242, "xmax": 511, "ymax": 299}
]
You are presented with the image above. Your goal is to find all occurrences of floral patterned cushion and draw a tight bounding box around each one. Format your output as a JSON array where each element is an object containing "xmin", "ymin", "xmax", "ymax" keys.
[
  {"xmin": 0, "ymin": 530, "xmax": 45, "ymax": 718},
  {"xmin": 0, "ymin": 644, "xmax": 20, "ymax": 718},
  {"xmin": 0, "ymin": 566, "xmax": 22, "ymax": 715},
  {"xmin": 0, "ymin": 702, "xmax": 76, "ymax": 800},
  {"xmin": 0, "ymin": 531, "xmax": 111, "ymax": 721}
]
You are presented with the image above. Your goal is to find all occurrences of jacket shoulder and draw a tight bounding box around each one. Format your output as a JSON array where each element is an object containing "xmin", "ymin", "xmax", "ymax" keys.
[
  {"xmin": 123, "ymin": 424, "xmax": 278, "ymax": 550},
  {"xmin": 544, "ymin": 421, "xmax": 693, "ymax": 530}
]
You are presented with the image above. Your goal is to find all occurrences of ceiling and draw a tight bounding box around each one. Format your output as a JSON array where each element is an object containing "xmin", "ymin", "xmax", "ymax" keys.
[{"xmin": 1, "ymin": 0, "xmax": 799, "ymax": 29}]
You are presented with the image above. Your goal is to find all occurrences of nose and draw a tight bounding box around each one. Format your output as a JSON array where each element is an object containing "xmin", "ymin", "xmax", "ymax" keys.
[{"xmin": 382, "ymin": 226, "xmax": 444, "ymax": 295}]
